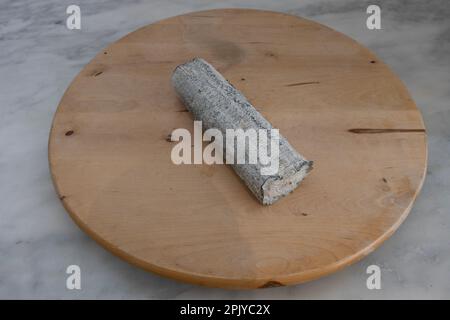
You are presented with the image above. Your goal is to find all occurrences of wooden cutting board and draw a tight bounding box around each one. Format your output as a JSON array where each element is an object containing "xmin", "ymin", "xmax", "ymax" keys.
[{"xmin": 49, "ymin": 9, "xmax": 427, "ymax": 289}]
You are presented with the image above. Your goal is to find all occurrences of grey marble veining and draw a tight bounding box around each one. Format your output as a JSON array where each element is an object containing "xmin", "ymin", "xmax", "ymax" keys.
[{"xmin": 0, "ymin": 0, "xmax": 449, "ymax": 299}]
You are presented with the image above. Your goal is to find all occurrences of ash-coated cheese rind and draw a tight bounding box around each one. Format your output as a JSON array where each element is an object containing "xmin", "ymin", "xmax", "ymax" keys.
[{"xmin": 171, "ymin": 58, "xmax": 312, "ymax": 205}]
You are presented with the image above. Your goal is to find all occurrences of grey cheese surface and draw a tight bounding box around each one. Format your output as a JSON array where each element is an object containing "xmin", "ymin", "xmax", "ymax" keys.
[{"xmin": 171, "ymin": 58, "xmax": 312, "ymax": 205}]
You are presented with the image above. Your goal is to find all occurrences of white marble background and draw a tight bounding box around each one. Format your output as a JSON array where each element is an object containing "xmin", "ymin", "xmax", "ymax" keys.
[{"xmin": 0, "ymin": 0, "xmax": 449, "ymax": 299}]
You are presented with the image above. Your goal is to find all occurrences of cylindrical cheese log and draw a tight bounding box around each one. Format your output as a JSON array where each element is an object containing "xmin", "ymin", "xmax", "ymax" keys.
[{"xmin": 171, "ymin": 58, "xmax": 312, "ymax": 205}]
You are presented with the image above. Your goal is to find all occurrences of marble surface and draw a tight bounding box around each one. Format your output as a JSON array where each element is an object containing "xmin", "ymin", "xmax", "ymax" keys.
[{"xmin": 0, "ymin": 0, "xmax": 449, "ymax": 299}]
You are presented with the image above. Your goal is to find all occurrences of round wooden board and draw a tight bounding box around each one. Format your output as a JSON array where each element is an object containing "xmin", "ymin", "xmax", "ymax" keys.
[{"xmin": 49, "ymin": 9, "xmax": 427, "ymax": 289}]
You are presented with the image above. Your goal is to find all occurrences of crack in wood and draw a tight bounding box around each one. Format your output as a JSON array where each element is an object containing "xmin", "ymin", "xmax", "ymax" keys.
[
  {"xmin": 285, "ymin": 81, "xmax": 320, "ymax": 87},
  {"xmin": 349, "ymin": 128, "xmax": 425, "ymax": 134}
]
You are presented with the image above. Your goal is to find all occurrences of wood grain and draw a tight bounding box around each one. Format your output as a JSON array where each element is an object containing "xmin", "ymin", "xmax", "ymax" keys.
[{"xmin": 48, "ymin": 9, "xmax": 427, "ymax": 289}]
